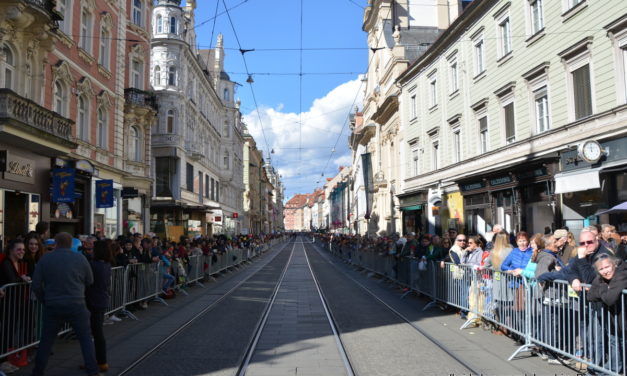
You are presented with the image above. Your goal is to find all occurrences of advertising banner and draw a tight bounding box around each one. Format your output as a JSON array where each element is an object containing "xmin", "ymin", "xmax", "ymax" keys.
[
  {"xmin": 95, "ymin": 179, "xmax": 114, "ymax": 208},
  {"xmin": 52, "ymin": 168, "xmax": 75, "ymax": 203}
]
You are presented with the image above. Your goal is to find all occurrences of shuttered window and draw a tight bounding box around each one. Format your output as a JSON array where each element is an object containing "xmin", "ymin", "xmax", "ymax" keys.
[
  {"xmin": 572, "ymin": 64, "xmax": 592, "ymax": 119},
  {"xmin": 504, "ymin": 102, "xmax": 515, "ymax": 143}
]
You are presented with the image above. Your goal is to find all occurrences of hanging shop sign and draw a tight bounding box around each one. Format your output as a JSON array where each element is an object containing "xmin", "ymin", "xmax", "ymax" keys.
[
  {"xmin": 121, "ymin": 187, "xmax": 139, "ymax": 198},
  {"xmin": 52, "ymin": 168, "xmax": 75, "ymax": 203},
  {"xmin": 95, "ymin": 179, "xmax": 114, "ymax": 208},
  {"xmin": 460, "ymin": 181, "xmax": 486, "ymax": 192},
  {"xmin": 0, "ymin": 151, "xmax": 35, "ymax": 184},
  {"xmin": 489, "ymin": 175, "xmax": 513, "ymax": 187}
]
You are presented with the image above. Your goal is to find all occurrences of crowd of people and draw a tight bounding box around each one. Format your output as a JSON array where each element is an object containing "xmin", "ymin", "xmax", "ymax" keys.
[
  {"xmin": 322, "ymin": 223, "xmax": 627, "ymax": 375},
  {"xmin": 0, "ymin": 221, "xmax": 281, "ymax": 375}
]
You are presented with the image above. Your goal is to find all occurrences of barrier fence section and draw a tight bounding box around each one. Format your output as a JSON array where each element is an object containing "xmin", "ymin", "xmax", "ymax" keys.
[
  {"xmin": 326, "ymin": 242, "xmax": 625, "ymax": 376},
  {"xmin": 0, "ymin": 237, "xmax": 284, "ymax": 360}
]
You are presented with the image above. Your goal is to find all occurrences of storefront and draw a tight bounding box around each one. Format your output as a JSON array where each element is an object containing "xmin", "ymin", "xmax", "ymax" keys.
[
  {"xmin": 397, "ymin": 191, "xmax": 427, "ymax": 235},
  {"xmin": 0, "ymin": 148, "xmax": 50, "ymax": 245},
  {"xmin": 555, "ymin": 136, "xmax": 627, "ymax": 235},
  {"xmin": 458, "ymin": 161, "xmax": 558, "ymax": 236},
  {"xmin": 150, "ymin": 204, "xmax": 208, "ymax": 241}
]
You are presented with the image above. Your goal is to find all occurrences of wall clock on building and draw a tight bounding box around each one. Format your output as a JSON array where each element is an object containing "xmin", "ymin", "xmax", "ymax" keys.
[{"xmin": 577, "ymin": 140, "xmax": 603, "ymax": 163}]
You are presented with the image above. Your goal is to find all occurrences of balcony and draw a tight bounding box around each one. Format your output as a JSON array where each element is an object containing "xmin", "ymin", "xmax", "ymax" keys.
[
  {"xmin": 152, "ymin": 133, "xmax": 182, "ymax": 148},
  {"xmin": 0, "ymin": 88, "xmax": 76, "ymax": 149},
  {"xmin": 124, "ymin": 88, "xmax": 158, "ymax": 112},
  {"xmin": 185, "ymin": 142, "xmax": 203, "ymax": 161}
]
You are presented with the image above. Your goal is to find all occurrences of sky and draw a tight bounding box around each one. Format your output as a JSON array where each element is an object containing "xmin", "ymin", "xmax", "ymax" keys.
[{"xmin": 193, "ymin": 0, "xmax": 369, "ymax": 200}]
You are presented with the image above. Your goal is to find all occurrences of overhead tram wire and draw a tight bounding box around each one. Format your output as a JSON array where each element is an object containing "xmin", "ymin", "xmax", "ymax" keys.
[
  {"xmin": 208, "ymin": 0, "xmax": 220, "ymax": 49},
  {"xmin": 220, "ymin": 0, "xmax": 272, "ymax": 164}
]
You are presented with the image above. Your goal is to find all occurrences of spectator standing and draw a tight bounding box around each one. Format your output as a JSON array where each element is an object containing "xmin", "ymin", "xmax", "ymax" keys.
[
  {"xmin": 616, "ymin": 232, "xmax": 627, "ymax": 261},
  {"xmin": 85, "ymin": 241, "xmax": 112, "ymax": 373},
  {"xmin": 34, "ymin": 222, "xmax": 49, "ymax": 242},
  {"xmin": 483, "ymin": 231, "xmax": 513, "ymax": 334},
  {"xmin": 599, "ymin": 224, "xmax": 617, "ymax": 253},
  {"xmin": 23, "ymin": 234, "xmax": 44, "ymax": 277},
  {"xmin": 500, "ymin": 232, "xmax": 532, "ymax": 276},
  {"xmin": 31, "ymin": 232, "xmax": 98, "ymax": 376},
  {"xmin": 587, "ymin": 255, "xmax": 626, "ymax": 374},
  {"xmin": 552, "ymin": 229, "xmax": 574, "ymax": 266}
]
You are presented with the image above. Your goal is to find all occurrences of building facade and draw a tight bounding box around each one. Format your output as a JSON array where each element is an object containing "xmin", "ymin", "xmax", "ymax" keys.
[
  {"xmin": 353, "ymin": 0, "xmax": 465, "ymax": 236},
  {"xmin": 398, "ymin": 0, "xmax": 627, "ymax": 237},
  {"xmin": 150, "ymin": 0, "xmax": 241, "ymax": 239}
]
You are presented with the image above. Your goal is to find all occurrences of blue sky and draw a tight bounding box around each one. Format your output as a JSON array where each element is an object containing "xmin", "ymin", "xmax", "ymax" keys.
[{"xmin": 194, "ymin": 0, "xmax": 368, "ymax": 200}]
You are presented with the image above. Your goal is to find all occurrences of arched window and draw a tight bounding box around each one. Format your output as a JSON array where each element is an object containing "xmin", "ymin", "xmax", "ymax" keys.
[
  {"xmin": 166, "ymin": 110, "xmax": 175, "ymax": 133},
  {"xmin": 99, "ymin": 27, "xmax": 110, "ymax": 68},
  {"xmin": 78, "ymin": 96, "xmax": 89, "ymax": 141},
  {"xmin": 131, "ymin": 59, "xmax": 143, "ymax": 88},
  {"xmin": 132, "ymin": 0, "xmax": 142, "ymax": 26},
  {"xmin": 129, "ymin": 126, "xmax": 141, "ymax": 161},
  {"xmin": 97, "ymin": 108, "xmax": 108, "ymax": 149},
  {"xmin": 168, "ymin": 66, "xmax": 176, "ymax": 86},
  {"xmin": 169, "ymin": 16, "xmax": 177, "ymax": 34},
  {"xmin": 156, "ymin": 14, "xmax": 162, "ymax": 34},
  {"xmin": 223, "ymin": 88, "xmax": 229, "ymax": 101},
  {"xmin": 80, "ymin": 8, "xmax": 92, "ymax": 52},
  {"xmin": 2, "ymin": 45, "xmax": 15, "ymax": 90},
  {"xmin": 154, "ymin": 66, "xmax": 161, "ymax": 86},
  {"xmin": 53, "ymin": 81, "xmax": 67, "ymax": 116}
]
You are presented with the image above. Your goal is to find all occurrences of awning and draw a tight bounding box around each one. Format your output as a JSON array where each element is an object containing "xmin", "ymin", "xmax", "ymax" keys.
[
  {"xmin": 400, "ymin": 204, "xmax": 422, "ymax": 211},
  {"xmin": 554, "ymin": 168, "xmax": 601, "ymax": 194}
]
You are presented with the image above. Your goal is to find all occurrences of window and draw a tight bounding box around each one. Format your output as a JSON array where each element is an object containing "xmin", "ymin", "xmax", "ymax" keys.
[
  {"xmin": 503, "ymin": 102, "xmax": 515, "ymax": 143},
  {"xmin": 473, "ymin": 36, "xmax": 485, "ymax": 75},
  {"xmin": 2, "ymin": 45, "xmax": 15, "ymax": 90},
  {"xmin": 57, "ymin": 0, "xmax": 72, "ymax": 35},
  {"xmin": 534, "ymin": 87, "xmax": 550, "ymax": 133},
  {"xmin": 429, "ymin": 74, "xmax": 437, "ymax": 108},
  {"xmin": 54, "ymin": 81, "xmax": 67, "ymax": 116},
  {"xmin": 223, "ymin": 152, "xmax": 230, "ymax": 169},
  {"xmin": 479, "ymin": 116, "xmax": 488, "ymax": 153},
  {"xmin": 431, "ymin": 142, "xmax": 439, "ymax": 170},
  {"xmin": 216, "ymin": 181, "xmax": 220, "ymax": 202},
  {"xmin": 186, "ymin": 163, "xmax": 193, "ymax": 192},
  {"xmin": 155, "ymin": 157, "xmax": 176, "ymax": 196},
  {"xmin": 129, "ymin": 126, "xmax": 141, "ymax": 161},
  {"xmin": 205, "ymin": 175, "xmax": 209, "ymax": 198},
  {"xmin": 166, "ymin": 110, "xmax": 174, "ymax": 133},
  {"xmin": 529, "ymin": 0, "xmax": 544, "ymax": 35},
  {"xmin": 132, "ymin": 0, "xmax": 143, "ymax": 27},
  {"xmin": 410, "ymin": 94, "xmax": 417, "ymax": 119},
  {"xmin": 449, "ymin": 59, "xmax": 459, "ymax": 93},
  {"xmin": 571, "ymin": 64, "xmax": 592, "ymax": 119},
  {"xmin": 154, "ymin": 66, "xmax": 161, "ymax": 86},
  {"xmin": 169, "ymin": 17, "xmax": 177, "ymax": 34},
  {"xmin": 168, "ymin": 66, "xmax": 176, "ymax": 86},
  {"xmin": 78, "ymin": 97, "xmax": 89, "ymax": 141},
  {"xmin": 565, "ymin": 0, "xmax": 584, "ymax": 10},
  {"xmin": 223, "ymin": 88, "xmax": 229, "ymax": 101},
  {"xmin": 97, "ymin": 108, "xmax": 107, "ymax": 148},
  {"xmin": 99, "ymin": 27, "xmax": 110, "ymax": 68},
  {"xmin": 223, "ymin": 121, "xmax": 230, "ymax": 137},
  {"xmin": 453, "ymin": 130, "xmax": 461, "ymax": 163},
  {"xmin": 622, "ymin": 46, "xmax": 627, "ymax": 103},
  {"xmin": 80, "ymin": 9, "xmax": 92, "ymax": 52},
  {"xmin": 156, "ymin": 14, "xmax": 162, "ymax": 34},
  {"xmin": 131, "ymin": 59, "xmax": 143, "ymax": 89},
  {"xmin": 498, "ymin": 17, "xmax": 512, "ymax": 58},
  {"xmin": 210, "ymin": 178, "xmax": 215, "ymax": 200}
]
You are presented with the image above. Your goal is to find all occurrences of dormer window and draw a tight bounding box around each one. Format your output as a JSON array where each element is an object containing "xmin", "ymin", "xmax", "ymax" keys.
[
  {"xmin": 170, "ymin": 17, "xmax": 177, "ymax": 34},
  {"xmin": 156, "ymin": 14, "xmax": 163, "ymax": 33}
]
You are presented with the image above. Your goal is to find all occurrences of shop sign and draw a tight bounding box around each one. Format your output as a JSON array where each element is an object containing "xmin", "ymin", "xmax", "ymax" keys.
[
  {"xmin": 0, "ymin": 151, "xmax": 35, "ymax": 184},
  {"xmin": 460, "ymin": 181, "xmax": 485, "ymax": 192},
  {"xmin": 398, "ymin": 192, "xmax": 427, "ymax": 206},
  {"xmin": 75, "ymin": 159, "xmax": 94, "ymax": 175},
  {"xmin": 95, "ymin": 180, "xmax": 114, "ymax": 208},
  {"xmin": 52, "ymin": 168, "xmax": 75, "ymax": 203},
  {"xmin": 489, "ymin": 175, "xmax": 512, "ymax": 187},
  {"xmin": 517, "ymin": 167, "xmax": 548, "ymax": 181},
  {"xmin": 232, "ymin": 212, "xmax": 239, "ymax": 218},
  {"xmin": 121, "ymin": 187, "xmax": 139, "ymax": 198}
]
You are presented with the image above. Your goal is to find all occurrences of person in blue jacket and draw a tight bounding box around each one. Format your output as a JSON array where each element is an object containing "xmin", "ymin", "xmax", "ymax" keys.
[{"xmin": 500, "ymin": 231, "xmax": 532, "ymax": 276}]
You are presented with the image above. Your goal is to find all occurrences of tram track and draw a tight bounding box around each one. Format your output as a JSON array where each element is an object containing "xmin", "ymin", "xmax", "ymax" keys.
[
  {"xmin": 118, "ymin": 240, "xmax": 294, "ymax": 376},
  {"xmin": 304, "ymin": 240, "xmax": 481, "ymax": 376},
  {"xmin": 238, "ymin": 238, "xmax": 355, "ymax": 376}
]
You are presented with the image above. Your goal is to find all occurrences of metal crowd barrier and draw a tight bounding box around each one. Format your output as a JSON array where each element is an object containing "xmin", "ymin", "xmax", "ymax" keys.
[
  {"xmin": 323, "ymin": 240, "xmax": 625, "ymax": 376},
  {"xmin": 0, "ymin": 237, "xmax": 284, "ymax": 360}
]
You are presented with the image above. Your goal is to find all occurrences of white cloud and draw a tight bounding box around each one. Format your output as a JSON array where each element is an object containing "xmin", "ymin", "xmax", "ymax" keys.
[{"xmin": 243, "ymin": 78, "xmax": 363, "ymax": 197}]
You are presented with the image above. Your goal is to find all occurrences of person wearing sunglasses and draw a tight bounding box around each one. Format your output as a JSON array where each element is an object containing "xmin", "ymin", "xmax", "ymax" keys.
[{"xmin": 566, "ymin": 230, "xmax": 613, "ymax": 293}]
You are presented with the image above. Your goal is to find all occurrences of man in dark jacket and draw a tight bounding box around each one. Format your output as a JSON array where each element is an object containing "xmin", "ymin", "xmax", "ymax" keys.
[
  {"xmin": 567, "ymin": 230, "xmax": 613, "ymax": 291},
  {"xmin": 31, "ymin": 232, "xmax": 98, "ymax": 376}
]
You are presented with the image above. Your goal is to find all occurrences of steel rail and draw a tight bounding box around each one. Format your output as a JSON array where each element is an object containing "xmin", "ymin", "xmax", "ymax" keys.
[
  {"xmin": 236, "ymin": 241, "xmax": 296, "ymax": 375},
  {"xmin": 117, "ymin": 239, "xmax": 292, "ymax": 376},
  {"xmin": 306, "ymin": 241, "xmax": 482, "ymax": 376},
  {"xmin": 302, "ymin": 242, "xmax": 356, "ymax": 376}
]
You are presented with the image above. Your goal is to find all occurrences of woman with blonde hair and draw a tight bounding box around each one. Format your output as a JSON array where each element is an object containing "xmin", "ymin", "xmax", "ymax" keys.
[{"xmin": 483, "ymin": 231, "xmax": 513, "ymax": 334}]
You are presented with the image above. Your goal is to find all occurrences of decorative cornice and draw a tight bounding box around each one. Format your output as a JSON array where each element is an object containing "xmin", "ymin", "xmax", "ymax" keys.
[
  {"xmin": 52, "ymin": 60, "xmax": 73, "ymax": 83},
  {"xmin": 77, "ymin": 48, "xmax": 96, "ymax": 66}
]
